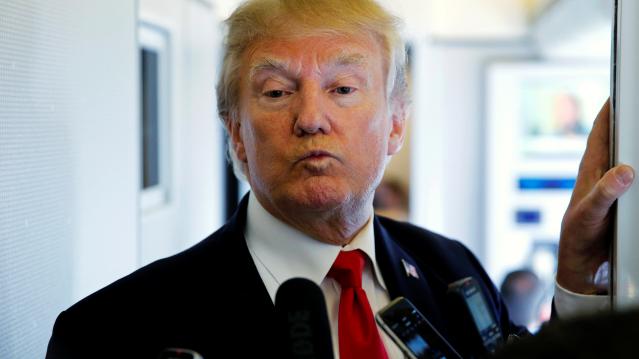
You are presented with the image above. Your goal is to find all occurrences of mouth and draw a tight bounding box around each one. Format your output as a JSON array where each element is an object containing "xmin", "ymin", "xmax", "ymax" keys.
[{"xmin": 297, "ymin": 150, "xmax": 337, "ymax": 163}]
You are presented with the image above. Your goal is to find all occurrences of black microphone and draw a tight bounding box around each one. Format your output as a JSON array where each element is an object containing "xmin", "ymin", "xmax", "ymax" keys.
[
  {"xmin": 448, "ymin": 277, "xmax": 504, "ymax": 356},
  {"xmin": 274, "ymin": 278, "xmax": 334, "ymax": 359}
]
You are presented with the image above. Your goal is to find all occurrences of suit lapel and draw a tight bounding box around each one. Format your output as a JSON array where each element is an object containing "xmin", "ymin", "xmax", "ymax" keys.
[
  {"xmin": 220, "ymin": 194, "xmax": 275, "ymax": 311},
  {"xmin": 373, "ymin": 217, "xmax": 450, "ymax": 339}
]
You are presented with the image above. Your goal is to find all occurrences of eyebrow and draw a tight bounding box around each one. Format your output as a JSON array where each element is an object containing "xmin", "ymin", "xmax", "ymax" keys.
[
  {"xmin": 248, "ymin": 53, "xmax": 369, "ymax": 80},
  {"xmin": 332, "ymin": 53, "xmax": 367, "ymax": 67},
  {"xmin": 249, "ymin": 58, "xmax": 291, "ymax": 80}
]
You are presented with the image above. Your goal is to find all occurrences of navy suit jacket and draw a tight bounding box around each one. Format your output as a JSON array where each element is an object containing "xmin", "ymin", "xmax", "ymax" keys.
[{"xmin": 47, "ymin": 196, "xmax": 524, "ymax": 358}]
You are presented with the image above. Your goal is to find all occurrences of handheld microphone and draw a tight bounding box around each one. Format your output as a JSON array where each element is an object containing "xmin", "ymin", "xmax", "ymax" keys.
[
  {"xmin": 376, "ymin": 297, "xmax": 462, "ymax": 359},
  {"xmin": 448, "ymin": 277, "xmax": 504, "ymax": 356},
  {"xmin": 274, "ymin": 278, "xmax": 334, "ymax": 359}
]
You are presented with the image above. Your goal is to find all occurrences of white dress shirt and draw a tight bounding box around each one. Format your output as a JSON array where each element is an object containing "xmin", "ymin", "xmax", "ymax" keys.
[
  {"xmin": 244, "ymin": 193, "xmax": 404, "ymax": 358},
  {"xmin": 554, "ymin": 281, "xmax": 610, "ymax": 318}
]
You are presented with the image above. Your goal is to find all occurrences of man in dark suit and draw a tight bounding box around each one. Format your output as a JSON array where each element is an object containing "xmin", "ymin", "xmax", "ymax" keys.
[
  {"xmin": 46, "ymin": 195, "xmax": 525, "ymax": 358},
  {"xmin": 47, "ymin": 0, "xmax": 634, "ymax": 358}
]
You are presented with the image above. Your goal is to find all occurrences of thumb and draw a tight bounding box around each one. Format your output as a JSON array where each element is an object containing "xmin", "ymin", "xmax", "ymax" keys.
[{"xmin": 582, "ymin": 165, "xmax": 634, "ymax": 222}]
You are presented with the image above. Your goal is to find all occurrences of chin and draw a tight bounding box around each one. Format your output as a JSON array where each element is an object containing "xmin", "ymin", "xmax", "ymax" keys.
[
  {"xmin": 290, "ymin": 181, "xmax": 351, "ymax": 212},
  {"xmin": 300, "ymin": 192, "xmax": 346, "ymax": 211}
]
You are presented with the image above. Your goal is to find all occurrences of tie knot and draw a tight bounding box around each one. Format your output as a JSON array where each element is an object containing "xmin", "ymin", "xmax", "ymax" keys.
[{"xmin": 328, "ymin": 250, "xmax": 366, "ymax": 289}]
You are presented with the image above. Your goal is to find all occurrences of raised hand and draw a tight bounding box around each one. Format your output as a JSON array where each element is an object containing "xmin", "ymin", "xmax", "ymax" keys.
[{"xmin": 557, "ymin": 100, "xmax": 635, "ymax": 294}]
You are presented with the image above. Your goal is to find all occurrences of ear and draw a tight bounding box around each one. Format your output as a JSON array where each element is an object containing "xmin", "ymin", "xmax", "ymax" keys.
[
  {"xmin": 225, "ymin": 115, "xmax": 247, "ymax": 162},
  {"xmin": 387, "ymin": 97, "xmax": 407, "ymax": 156}
]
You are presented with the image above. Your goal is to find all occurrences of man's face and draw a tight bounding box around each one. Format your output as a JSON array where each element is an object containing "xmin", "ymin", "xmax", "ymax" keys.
[{"xmin": 230, "ymin": 32, "xmax": 405, "ymax": 218}]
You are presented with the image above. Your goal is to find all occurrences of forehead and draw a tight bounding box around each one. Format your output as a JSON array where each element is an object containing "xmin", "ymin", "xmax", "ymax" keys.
[{"xmin": 242, "ymin": 32, "xmax": 385, "ymax": 76}]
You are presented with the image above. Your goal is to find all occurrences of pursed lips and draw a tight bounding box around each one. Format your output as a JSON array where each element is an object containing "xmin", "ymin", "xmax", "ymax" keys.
[{"xmin": 297, "ymin": 150, "xmax": 337, "ymax": 162}]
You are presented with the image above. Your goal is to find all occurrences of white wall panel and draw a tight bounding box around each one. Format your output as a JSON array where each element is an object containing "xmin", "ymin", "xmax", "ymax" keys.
[
  {"xmin": 68, "ymin": 0, "xmax": 139, "ymax": 302},
  {"xmin": 613, "ymin": 0, "xmax": 639, "ymax": 309},
  {"xmin": 0, "ymin": 2, "xmax": 74, "ymax": 356},
  {"xmin": 0, "ymin": 0, "xmax": 138, "ymax": 357},
  {"xmin": 138, "ymin": 0, "xmax": 224, "ymax": 266}
]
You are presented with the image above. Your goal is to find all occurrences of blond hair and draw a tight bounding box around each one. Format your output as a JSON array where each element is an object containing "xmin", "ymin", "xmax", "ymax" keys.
[{"xmin": 216, "ymin": 0, "xmax": 407, "ymax": 179}]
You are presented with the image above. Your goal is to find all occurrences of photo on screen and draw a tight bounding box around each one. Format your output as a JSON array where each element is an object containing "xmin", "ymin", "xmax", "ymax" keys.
[{"xmin": 519, "ymin": 75, "xmax": 608, "ymax": 156}]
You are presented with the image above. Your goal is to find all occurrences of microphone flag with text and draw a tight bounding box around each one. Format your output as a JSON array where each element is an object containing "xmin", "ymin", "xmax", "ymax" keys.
[{"xmin": 275, "ymin": 278, "xmax": 334, "ymax": 359}]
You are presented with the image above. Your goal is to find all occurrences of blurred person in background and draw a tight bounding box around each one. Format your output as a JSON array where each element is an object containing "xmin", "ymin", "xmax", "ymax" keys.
[
  {"xmin": 373, "ymin": 178, "xmax": 409, "ymax": 221},
  {"xmin": 500, "ymin": 269, "xmax": 544, "ymax": 329}
]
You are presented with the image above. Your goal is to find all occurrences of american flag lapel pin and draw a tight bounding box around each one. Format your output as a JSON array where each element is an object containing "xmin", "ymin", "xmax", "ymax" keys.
[{"xmin": 401, "ymin": 259, "xmax": 419, "ymax": 279}]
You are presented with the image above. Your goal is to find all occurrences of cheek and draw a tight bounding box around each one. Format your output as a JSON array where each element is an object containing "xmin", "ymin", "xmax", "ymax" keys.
[
  {"xmin": 242, "ymin": 115, "xmax": 287, "ymax": 163},
  {"xmin": 359, "ymin": 113, "xmax": 391, "ymax": 154},
  {"xmin": 346, "ymin": 114, "xmax": 390, "ymax": 176}
]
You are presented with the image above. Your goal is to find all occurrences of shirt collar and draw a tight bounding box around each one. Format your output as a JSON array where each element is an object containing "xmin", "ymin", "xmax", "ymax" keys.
[{"xmin": 245, "ymin": 192, "xmax": 387, "ymax": 296}]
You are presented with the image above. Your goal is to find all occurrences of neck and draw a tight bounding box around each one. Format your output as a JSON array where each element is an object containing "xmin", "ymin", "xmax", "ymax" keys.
[{"xmin": 256, "ymin": 195, "xmax": 374, "ymax": 246}]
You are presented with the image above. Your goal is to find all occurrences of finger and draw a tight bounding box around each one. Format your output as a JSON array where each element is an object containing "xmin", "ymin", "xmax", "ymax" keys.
[
  {"xmin": 571, "ymin": 99, "xmax": 611, "ymax": 201},
  {"xmin": 580, "ymin": 164, "xmax": 635, "ymax": 223},
  {"xmin": 582, "ymin": 99, "xmax": 610, "ymax": 171}
]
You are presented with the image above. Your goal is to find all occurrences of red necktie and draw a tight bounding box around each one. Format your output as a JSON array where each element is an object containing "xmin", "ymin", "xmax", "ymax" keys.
[{"xmin": 328, "ymin": 250, "xmax": 389, "ymax": 359}]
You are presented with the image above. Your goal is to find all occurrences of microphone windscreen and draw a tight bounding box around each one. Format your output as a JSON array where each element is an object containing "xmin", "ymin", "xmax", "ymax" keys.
[{"xmin": 275, "ymin": 278, "xmax": 334, "ymax": 359}]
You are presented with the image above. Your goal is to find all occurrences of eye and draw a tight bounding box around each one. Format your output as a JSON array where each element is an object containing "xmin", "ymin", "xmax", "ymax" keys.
[
  {"xmin": 334, "ymin": 86, "xmax": 355, "ymax": 95},
  {"xmin": 264, "ymin": 90, "xmax": 285, "ymax": 98}
]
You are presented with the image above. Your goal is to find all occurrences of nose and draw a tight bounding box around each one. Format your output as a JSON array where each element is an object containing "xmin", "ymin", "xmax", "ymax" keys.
[{"xmin": 293, "ymin": 84, "xmax": 331, "ymax": 136}]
